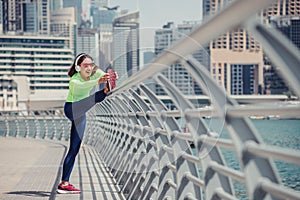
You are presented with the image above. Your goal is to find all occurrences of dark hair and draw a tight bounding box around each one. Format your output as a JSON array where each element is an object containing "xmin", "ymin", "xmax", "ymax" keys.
[{"xmin": 67, "ymin": 53, "xmax": 94, "ymax": 77}]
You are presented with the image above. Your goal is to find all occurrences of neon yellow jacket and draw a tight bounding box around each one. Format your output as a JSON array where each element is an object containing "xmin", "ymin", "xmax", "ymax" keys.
[{"xmin": 66, "ymin": 69, "xmax": 106, "ymax": 102}]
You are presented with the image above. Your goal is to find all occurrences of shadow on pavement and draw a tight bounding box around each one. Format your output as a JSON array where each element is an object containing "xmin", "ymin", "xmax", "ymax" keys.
[{"xmin": 5, "ymin": 191, "xmax": 51, "ymax": 197}]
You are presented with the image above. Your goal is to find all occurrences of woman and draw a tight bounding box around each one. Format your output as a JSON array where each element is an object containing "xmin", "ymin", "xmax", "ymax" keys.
[{"xmin": 57, "ymin": 53, "xmax": 115, "ymax": 194}]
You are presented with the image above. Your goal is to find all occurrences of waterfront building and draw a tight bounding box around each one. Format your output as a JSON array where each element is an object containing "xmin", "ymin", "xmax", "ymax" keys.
[
  {"xmin": 203, "ymin": 0, "xmax": 263, "ymax": 95},
  {"xmin": 273, "ymin": 16, "xmax": 300, "ymax": 50},
  {"xmin": 113, "ymin": 11, "xmax": 139, "ymax": 81},
  {"xmin": 260, "ymin": 0, "xmax": 300, "ymax": 25},
  {"xmin": 203, "ymin": 0, "xmax": 300, "ymax": 95},
  {"xmin": 264, "ymin": 15, "xmax": 300, "ymax": 94},
  {"xmin": 261, "ymin": 0, "xmax": 300, "ymax": 94},
  {"xmin": 0, "ymin": 34, "xmax": 73, "ymax": 109},
  {"xmin": 50, "ymin": 7, "xmax": 77, "ymax": 54}
]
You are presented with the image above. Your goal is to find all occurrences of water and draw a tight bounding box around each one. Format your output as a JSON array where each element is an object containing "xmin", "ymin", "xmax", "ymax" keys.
[
  {"xmin": 252, "ymin": 119, "xmax": 300, "ymax": 190},
  {"xmin": 215, "ymin": 119, "xmax": 300, "ymax": 199}
]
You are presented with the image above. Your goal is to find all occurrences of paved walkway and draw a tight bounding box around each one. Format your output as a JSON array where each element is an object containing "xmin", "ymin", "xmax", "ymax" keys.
[{"xmin": 0, "ymin": 137, "xmax": 125, "ymax": 200}]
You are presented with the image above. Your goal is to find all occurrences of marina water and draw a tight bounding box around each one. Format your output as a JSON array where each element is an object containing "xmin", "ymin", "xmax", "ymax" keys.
[{"xmin": 209, "ymin": 119, "xmax": 300, "ymax": 199}]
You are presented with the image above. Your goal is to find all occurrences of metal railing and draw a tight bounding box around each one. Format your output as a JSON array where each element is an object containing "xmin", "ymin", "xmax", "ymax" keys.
[
  {"xmin": 1, "ymin": 0, "xmax": 300, "ymax": 199},
  {"xmin": 0, "ymin": 109, "xmax": 70, "ymax": 141},
  {"xmin": 83, "ymin": 0, "xmax": 300, "ymax": 199}
]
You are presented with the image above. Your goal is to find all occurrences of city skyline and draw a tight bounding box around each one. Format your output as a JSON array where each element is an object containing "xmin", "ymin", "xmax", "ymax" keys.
[
  {"xmin": 108, "ymin": 0, "xmax": 203, "ymax": 48},
  {"xmin": 0, "ymin": 0, "xmax": 298, "ymax": 111}
]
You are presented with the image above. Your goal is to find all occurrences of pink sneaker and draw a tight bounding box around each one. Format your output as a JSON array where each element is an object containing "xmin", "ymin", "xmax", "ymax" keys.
[
  {"xmin": 57, "ymin": 183, "xmax": 81, "ymax": 194},
  {"xmin": 106, "ymin": 69, "xmax": 117, "ymax": 91}
]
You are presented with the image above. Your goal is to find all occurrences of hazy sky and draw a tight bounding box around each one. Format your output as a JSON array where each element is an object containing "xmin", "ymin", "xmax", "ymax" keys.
[{"xmin": 109, "ymin": 0, "xmax": 203, "ymax": 48}]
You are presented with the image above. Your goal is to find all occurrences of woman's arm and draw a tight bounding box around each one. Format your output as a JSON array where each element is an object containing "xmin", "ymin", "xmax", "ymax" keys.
[
  {"xmin": 70, "ymin": 78, "xmax": 99, "ymax": 90},
  {"xmin": 90, "ymin": 67, "xmax": 106, "ymax": 80}
]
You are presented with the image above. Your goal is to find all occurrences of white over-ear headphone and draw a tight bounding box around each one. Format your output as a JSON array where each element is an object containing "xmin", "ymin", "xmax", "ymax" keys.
[{"xmin": 74, "ymin": 54, "xmax": 85, "ymax": 72}]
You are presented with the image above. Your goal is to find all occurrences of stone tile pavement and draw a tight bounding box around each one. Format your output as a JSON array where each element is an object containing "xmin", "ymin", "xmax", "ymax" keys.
[{"xmin": 0, "ymin": 137, "xmax": 125, "ymax": 200}]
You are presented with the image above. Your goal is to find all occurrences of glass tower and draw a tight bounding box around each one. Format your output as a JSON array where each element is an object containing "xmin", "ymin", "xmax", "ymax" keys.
[{"xmin": 113, "ymin": 11, "xmax": 139, "ymax": 82}]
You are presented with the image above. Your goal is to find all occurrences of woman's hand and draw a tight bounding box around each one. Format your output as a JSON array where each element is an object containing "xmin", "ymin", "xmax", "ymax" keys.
[{"xmin": 98, "ymin": 73, "xmax": 110, "ymax": 84}]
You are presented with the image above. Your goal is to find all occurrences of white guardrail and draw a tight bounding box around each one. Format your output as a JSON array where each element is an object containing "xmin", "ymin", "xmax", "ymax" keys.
[
  {"xmin": 1, "ymin": 0, "xmax": 300, "ymax": 199},
  {"xmin": 84, "ymin": 0, "xmax": 300, "ymax": 199}
]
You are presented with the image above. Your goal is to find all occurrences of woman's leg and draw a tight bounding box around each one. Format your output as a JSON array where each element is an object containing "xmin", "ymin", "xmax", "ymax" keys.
[
  {"xmin": 64, "ymin": 89, "xmax": 106, "ymax": 121},
  {"xmin": 61, "ymin": 115, "xmax": 86, "ymax": 182},
  {"xmin": 61, "ymin": 89, "xmax": 106, "ymax": 183}
]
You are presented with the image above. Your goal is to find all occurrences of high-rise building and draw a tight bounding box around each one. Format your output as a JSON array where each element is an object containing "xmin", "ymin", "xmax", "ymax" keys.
[
  {"xmin": 203, "ymin": 0, "xmax": 263, "ymax": 95},
  {"xmin": 154, "ymin": 21, "xmax": 205, "ymax": 95},
  {"xmin": 50, "ymin": 0, "xmax": 62, "ymax": 12},
  {"xmin": 50, "ymin": 7, "xmax": 77, "ymax": 54},
  {"xmin": 23, "ymin": 1, "xmax": 39, "ymax": 33},
  {"xmin": 63, "ymin": 0, "xmax": 83, "ymax": 27},
  {"xmin": 2, "ymin": 0, "xmax": 50, "ymax": 34},
  {"xmin": 271, "ymin": 15, "xmax": 300, "ymax": 50},
  {"xmin": 76, "ymin": 28, "xmax": 101, "ymax": 67},
  {"xmin": 261, "ymin": 0, "xmax": 300, "ymax": 94},
  {"xmin": 23, "ymin": 0, "xmax": 50, "ymax": 35},
  {"xmin": 203, "ymin": 0, "xmax": 300, "ymax": 95},
  {"xmin": 113, "ymin": 11, "xmax": 139, "ymax": 81},
  {"xmin": 0, "ymin": 0, "xmax": 3, "ymax": 33},
  {"xmin": 260, "ymin": 0, "xmax": 300, "ymax": 24},
  {"xmin": 90, "ymin": 0, "xmax": 108, "ymax": 8},
  {"xmin": 230, "ymin": 64, "xmax": 259, "ymax": 95},
  {"xmin": 0, "ymin": 34, "xmax": 73, "ymax": 109},
  {"xmin": 143, "ymin": 51, "xmax": 155, "ymax": 65},
  {"xmin": 2, "ymin": 0, "xmax": 22, "ymax": 33},
  {"xmin": 91, "ymin": 7, "xmax": 117, "ymax": 68},
  {"xmin": 264, "ymin": 15, "xmax": 300, "ymax": 94},
  {"xmin": 92, "ymin": 8, "xmax": 116, "ymax": 29}
]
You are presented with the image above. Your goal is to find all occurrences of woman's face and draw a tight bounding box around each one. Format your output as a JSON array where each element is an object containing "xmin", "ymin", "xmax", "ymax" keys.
[{"xmin": 79, "ymin": 57, "xmax": 94, "ymax": 78}]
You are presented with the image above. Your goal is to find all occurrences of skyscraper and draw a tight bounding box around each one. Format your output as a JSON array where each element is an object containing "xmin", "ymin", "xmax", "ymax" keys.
[
  {"xmin": 203, "ymin": 0, "xmax": 264, "ymax": 95},
  {"xmin": 2, "ymin": 0, "xmax": 22, "ymax": 33},
  {"xmin": 90, "ymin": 0, "xmax": 108, "ymax": 8},
  {"xmin": 91, "ymin": 7, "xmax": 117, "ymax": 68},
  {"xmin": 50, "ymin": 7, "xmax": 77, "ymax": 54},
  {"xmin": 63, "ymin": 0, "xmax": 83, "ymax": 27},
  {"xmin": 113, "ymin": 11, "xmax": 139, "ymax": 81},
  {"xmin": 260, "ymin": 0, "xmax": 300, "ymax": 24},
  {"xmin": 50, "ymin": 0, "xmax": 62, "ymax": 12},
  {"xmin": 24, "ymin": 0, "xmax": 50, "ymax": 35},
  {"xmin": 76, "ymin": 28, "xmax": 100, "ymax": 66},
  {"xmin": 154, "ymin": 21, "xmax": 204, "ymax": 95},
  {"xmin": 261, "ymin": 0, "xmax": 300, "ymax": 94},
  {"xmin": 0, "ymin": 0, "xmax": 3, "ymax": 33},
  {"xmin": 203, "ymin": 0, "xmax": 300, "ymax": 95},
  {"xmin": 2, "ymin": 0, "xmax": 50, "ymax": 34}
]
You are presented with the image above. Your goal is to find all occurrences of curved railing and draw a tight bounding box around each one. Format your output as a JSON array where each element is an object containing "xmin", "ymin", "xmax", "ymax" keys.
[
  {"xmin": 1, "ymin": 0, "xmax": 300, "ymax": 199},
  {"xmin": 84, "ymin": 0, "xmax": 300, "ymax": 199}
]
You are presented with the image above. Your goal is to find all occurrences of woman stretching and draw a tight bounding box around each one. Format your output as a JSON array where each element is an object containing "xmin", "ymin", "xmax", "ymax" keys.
[{"xmin": 57, "ymin": 53, "xmax": 116, "ymax": 194}]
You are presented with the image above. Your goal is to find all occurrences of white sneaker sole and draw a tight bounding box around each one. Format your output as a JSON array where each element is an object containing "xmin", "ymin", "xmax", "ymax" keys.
[{"xmin": 57, "ymin": 189, "xmax": 81, "ymax": 194}]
